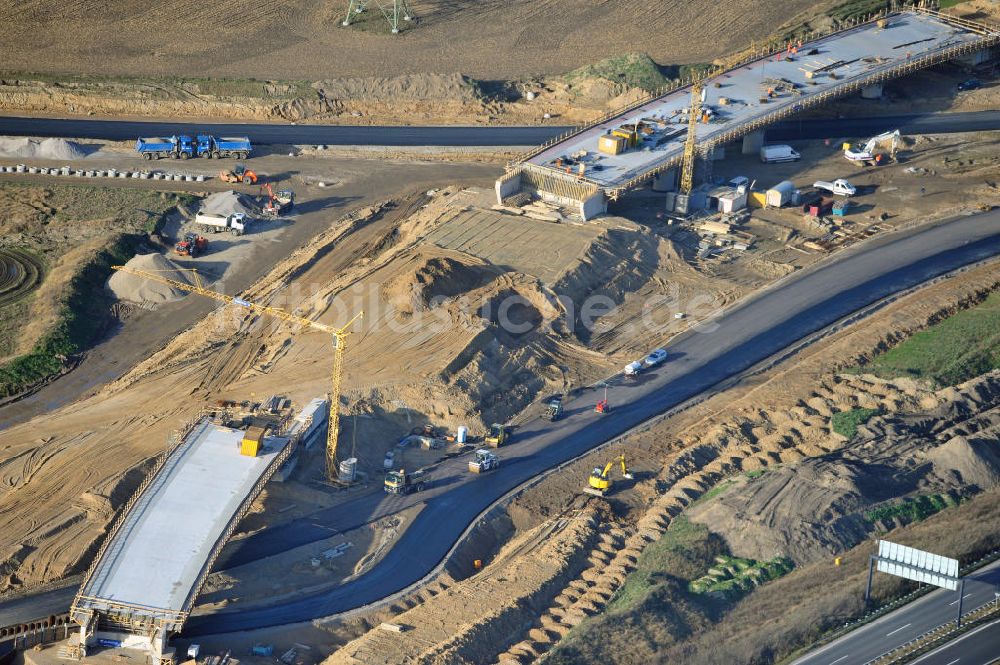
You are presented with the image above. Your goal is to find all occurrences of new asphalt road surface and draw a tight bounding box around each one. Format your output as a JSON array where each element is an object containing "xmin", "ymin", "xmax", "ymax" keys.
[
  {"xmin": 0, "ymin": 110, "xmax": 998, "ymax": 146},
  {"xmin": 188, "ymin": 209, "xmax": 999, "ymax": 633},
  {"xmin": 1, "ymin": 208, "xmax": 998, "ymax": 641}
]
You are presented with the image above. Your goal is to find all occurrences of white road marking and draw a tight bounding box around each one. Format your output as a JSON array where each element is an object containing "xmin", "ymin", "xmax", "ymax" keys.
[
  {"xmin": 944, "ymin": 659, "xmax": 959, "ymax": 665},
  {"xmin": 829, "ymin": 656, "xmax": 849, "ymax": 664},
  {"xmin": 886, "ymin": 623, "xmax": 912, "ymax": 637},
  {"xmin": 947, "ymin": 593, "xmax": 972, "ymax": 606}
]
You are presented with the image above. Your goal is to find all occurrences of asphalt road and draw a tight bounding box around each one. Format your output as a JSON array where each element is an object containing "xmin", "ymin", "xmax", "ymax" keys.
[
  {"xmin": 0, "ymin": 110, "xmax": 998, "ymax": 146},
  {"xmin": 912, "ymin": 618, "xmax": 1000, "ymax": 665},
  {"xmin": 1, "ymin": 206, "xmax": 998, "ymax": 638},
  {"xmin": 794, "ymin": 560, "xmax": 1000, "ymax": 665},
  {"xmin": 186, "ymin": 210, "xmax": 998, "ymax": 634}
]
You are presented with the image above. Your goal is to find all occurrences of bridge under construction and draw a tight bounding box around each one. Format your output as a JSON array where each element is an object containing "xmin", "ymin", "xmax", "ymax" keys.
[
  {"xmin": 496, "ymin": 8, "xmax": 999, "ymax": 219},
  {"xmin": 66, "ymin": 399, "xmax": 326, "ymax": 663}
]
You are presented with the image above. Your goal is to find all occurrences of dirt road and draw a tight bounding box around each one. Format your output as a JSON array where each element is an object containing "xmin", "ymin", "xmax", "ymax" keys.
[{"xmin": 0, "ymin": 155, "xmax": 501, "ymax": 428}]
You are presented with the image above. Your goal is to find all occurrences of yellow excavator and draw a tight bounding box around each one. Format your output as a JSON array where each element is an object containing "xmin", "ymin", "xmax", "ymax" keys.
[{"xmin": 585, "ymin": 454, "xmax": 634, "ymax": 497}]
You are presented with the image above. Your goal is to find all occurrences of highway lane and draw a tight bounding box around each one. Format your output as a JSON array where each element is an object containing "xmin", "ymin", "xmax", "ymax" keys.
[
  {"xmin": 183, "ymin": 210, "xmax": 1000, "ymax": 634},
  {"xmin": 912, "ymin": 619, "xmax": 1000, "ymax": 665},
  {"xmin": 2, "ymin": 212, "xmax": 998, "ymax": 636},
  {"xmin": 0, "ymin": 111, "xmax": 998, "ymax": 146},
  {"xmin": 794, "ymin": 560, "xmax": 1000, "ymax": 665}
]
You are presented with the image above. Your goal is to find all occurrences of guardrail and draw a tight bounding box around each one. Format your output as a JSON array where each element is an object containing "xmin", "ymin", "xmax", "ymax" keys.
[
  {"xmin": 781, "ymin": 546, "xmax": 1000, "ymax": 664},
  {"xmin": 179, "ymin": 435, "xmax": 295, "ymax": 621},
  {"xmin": 867, "ymin": 596, "xmax": 1000, "ymax": 663}
]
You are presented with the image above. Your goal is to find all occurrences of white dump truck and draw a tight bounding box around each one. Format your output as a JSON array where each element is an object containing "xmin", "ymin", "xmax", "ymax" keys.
[{"xmin": 195, "ymin": 212, "xmax": 250, "ymax": 236}]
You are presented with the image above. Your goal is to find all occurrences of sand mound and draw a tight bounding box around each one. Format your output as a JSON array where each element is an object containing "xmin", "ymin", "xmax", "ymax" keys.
[
  {"xmin": 107, "ymin": 253, "xmax": 195, "ymax": 305},
  {"xmin": 314, "ymin": 73, "xmax": 482, "ymax": 103},
  {"xmin": 927, "ymin": 435, "xmax": 1000, "ymax": 490},
  {"xmin": 384, "ymin": 249, "xmax": 497, "ymax": 315},
  {"xmin": 201, "ymin": 191, "xmax": 259, "ymax": 217},
  {"xmin": 0, "ymin": 137, "xmax": 88, "ymax": 159}
]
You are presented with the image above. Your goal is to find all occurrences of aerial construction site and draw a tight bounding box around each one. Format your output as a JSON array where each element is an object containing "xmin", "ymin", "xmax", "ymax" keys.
[{"xmin": 0, "ymin": 2, "xmax": 999, "ymax": 665}]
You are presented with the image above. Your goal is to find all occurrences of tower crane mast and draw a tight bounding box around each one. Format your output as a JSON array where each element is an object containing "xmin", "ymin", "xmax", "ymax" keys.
[
  {"xmin": 679, "ymin": 82, "xmax": 704, "ymax": 196},
  {"xmin": 112, "ymin": 265, "xmax": 361, "ymax": 481}
]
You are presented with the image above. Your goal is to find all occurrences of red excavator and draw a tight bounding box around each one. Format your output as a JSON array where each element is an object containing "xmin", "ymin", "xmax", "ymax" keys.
[
  {"xmin": 174, "ymin": 232, "xmax": 208, "ymax": 257},
  {"xmin": 262, "ymin": 183, "xmax": 294, "ymax": 217}
]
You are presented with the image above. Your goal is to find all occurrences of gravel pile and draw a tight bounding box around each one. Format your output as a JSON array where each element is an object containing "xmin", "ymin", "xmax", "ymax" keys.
[
  {"xmin": 0, "ymin": 137, "xmax": 89, "ymax": 159},
  {"xmin": 201, "ymin": 190, "xmax": 259, "ymax": 216},
  {"xmin": 106, "ymin": 253, "xmax": 194, "ymax": 305}
]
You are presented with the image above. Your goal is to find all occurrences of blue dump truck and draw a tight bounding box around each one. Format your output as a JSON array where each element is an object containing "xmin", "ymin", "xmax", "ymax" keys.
[
  {"xmin": 195, "ymin": 135, "xmax": 252, "ymax": 159},
  {"xmin": 135, "ymin": 135, "xmax": 195, "ymax": 160},
  {"xmin": 135, "ymin": 134, "xmax": 252, "ymax": 160}
]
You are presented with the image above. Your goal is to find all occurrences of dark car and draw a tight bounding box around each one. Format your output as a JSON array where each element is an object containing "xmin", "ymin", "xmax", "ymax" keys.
[{"xmin": 957, "ymin": 79, "xmax": 981, "ymax": 91}]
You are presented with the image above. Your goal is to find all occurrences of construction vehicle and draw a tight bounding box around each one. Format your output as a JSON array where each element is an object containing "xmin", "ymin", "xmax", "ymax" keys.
[
  {"xmin": 195, "ymin": 212, "xmax": 250, "ymax": 236},
  {"xmin": 384, "ymin": 468, "xmax": 426, "ymax": 494},
  {"xmin": 110, "ymin": 264, "xmax": 362, "ymax": 481},
  {"xmin": 813, "ymin": 179, "xmax": 856, "ymax": 196},
  {"xmin": 195, "ymin": 135, "xmax": 252, "ymax": 159},
  {"xmin": 135, "ymin": 135, "xmax": 195, "ymax": 160},
  {"xmin": 468, "ymin": 449, "xmax": 500, "ymax": 473},
  {"xmin": 844, "ymin": 130, "xmax": 899, "ymax": 165},
  {"xmin": 585, "ymin": 455, "xmax": 634, "ymax": 497},
  {"xmin": 542, "ymin": 396, "xmax": 563, "ymax": 421},
  {"xmin": 262, "ymin": 183, "xmax": 295, "ymax": 217},
  {"xmin": 219, "ymin": 163, "xmax": 259, "ymax": 185},
  {"xmin": 484, "ymin": 423, "xmax": 508, "ymax": 447},
  {"xmin": 174, "ymin": 232, "xmax": 208, "ymax": 257}
]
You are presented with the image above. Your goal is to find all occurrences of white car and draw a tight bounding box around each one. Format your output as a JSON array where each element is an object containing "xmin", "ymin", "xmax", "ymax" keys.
[
  {"xmin": 624, "ymin": 360, "xmax": 643, "ymax": 378},
  {"xmin": 643, "ymin": 349, "xmax": 668, "ymax": 367}
]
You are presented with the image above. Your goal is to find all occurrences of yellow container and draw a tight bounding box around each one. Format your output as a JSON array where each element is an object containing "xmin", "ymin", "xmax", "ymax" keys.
[
  {"xmin": 241, "ymin": 426, "xmax": 266, "ymax": 457},
  {"xmin": 748, "ymin": 191, "xmax": 767, "ymax": 209},
  {"xmin": 598, "ymin": 135, "xmax": 626, "ymax": 155}
]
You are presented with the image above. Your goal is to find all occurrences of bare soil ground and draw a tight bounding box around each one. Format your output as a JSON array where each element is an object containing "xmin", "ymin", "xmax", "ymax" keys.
[
  {"xmin": 0, "ymin": 122, "xmax": 994, "ymax": 596},
  {"xmin": 306, "ymin": 259, "xmax": 1000, "ymax": 665},
  {"xmin": 0, "ymin": 1, "xmax": 827, "ymax": 82}
]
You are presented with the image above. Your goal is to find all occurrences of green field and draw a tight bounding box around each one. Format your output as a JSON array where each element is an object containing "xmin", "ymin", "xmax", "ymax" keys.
[
  {"xmin": 865, "ymin": 493, "xmax": 962, "ymax": 525},
  {"xmin": 852, "ymin": 292, "xmax": 1000, "ymax": 386},
  {"xmin": 0, "ymin": 185, "xmax": 196, "ymax": 398}
]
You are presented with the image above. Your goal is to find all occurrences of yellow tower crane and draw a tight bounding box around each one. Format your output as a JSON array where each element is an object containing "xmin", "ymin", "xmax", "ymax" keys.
[
  {"xmin": 679, "ymin": 81, "xmax": 704, "ymax": 196},
  {"xmin": 111, "ymin": 265, "xmax": 361, "ymax": 481}
]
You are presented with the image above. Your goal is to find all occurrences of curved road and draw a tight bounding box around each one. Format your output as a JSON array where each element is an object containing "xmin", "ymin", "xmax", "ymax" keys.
[
  {"xmin": 0, "ymin": 110, "xmax": 998, "ymax": 146},
  {"xmin": 0, "ymin": 212, "xmax": 998, "ymax": 642},
  {"xmin": 1, "ymin": 211, "xmax": 998, "ymax": 637},
  {"xmin": 185, "ymin": 210, "xmax": 998, "ymax": 634}
]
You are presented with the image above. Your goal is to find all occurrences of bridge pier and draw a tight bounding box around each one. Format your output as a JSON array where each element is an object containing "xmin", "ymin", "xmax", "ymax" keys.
[
  {"xmin": 861, "ymin": 83, "xmax": 884, "ymax": 99},
  {"xmin": 741, "ymin": 130, "xmax": 764, "ymax": 155},
  {"xmin": 652, "ymin": 167, "xmax": 679, "ymax": 192}
]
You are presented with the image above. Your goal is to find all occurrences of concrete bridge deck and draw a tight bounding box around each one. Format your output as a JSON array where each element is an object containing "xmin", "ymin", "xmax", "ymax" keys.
[
  {"xmin": 499, "ymin": 9, "xmax": 998, "ymax": 216},
  {"xmin": 69, "ymin": 419, "xmax": 292, "ymax": 660}
]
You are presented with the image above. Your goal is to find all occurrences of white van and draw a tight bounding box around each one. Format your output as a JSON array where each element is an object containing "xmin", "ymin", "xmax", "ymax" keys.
[{"xmin": 759, "ymin": 144, "xmax": 801, "ymax": 164}]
